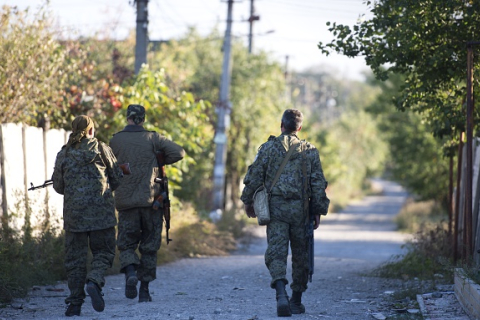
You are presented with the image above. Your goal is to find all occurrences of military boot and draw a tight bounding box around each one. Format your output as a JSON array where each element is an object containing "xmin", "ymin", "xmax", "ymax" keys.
[
  {"xmin": 289, "ymin": 291, "xmax": 306, "ymax": 314},
  {"xmin": 138, "ymin": 281, "xmax": 152, "ymax": 302},
  {"xmin": 86, "ymin": 281, "xmax": 105, "ymax": 312},
  {"xmin": 274, "ymin": 280, "xmax": 292, "ymax": 317},
  {"xmin": 124, "ymin": 264, "xmax": 138, "ymax": 299},
  {"xmin": 65, "ymin": 303, "xmax": 81, "ymax": 317}
]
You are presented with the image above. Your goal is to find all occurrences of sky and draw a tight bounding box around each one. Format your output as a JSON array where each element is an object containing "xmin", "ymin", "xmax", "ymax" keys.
[{"xmin": 4, "ymin": 0, "xmax": 373, "ymax": 80}]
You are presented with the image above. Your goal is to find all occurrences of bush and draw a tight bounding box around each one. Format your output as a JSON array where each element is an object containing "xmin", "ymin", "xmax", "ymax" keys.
[
  {"xmin": 371, "ymin": 222, "xmax": 453, "ymax": 299},
  {"xmin": 0, "ymin": 228, "xmax": 65, "ymax": 303},
  {"xmin": 395, "ymin": 199, "xmax": 448, "ymax": 233}
]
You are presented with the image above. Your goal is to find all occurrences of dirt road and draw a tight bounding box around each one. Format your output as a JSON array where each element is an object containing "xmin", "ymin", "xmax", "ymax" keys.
[{"xmin": 1, "ymin": 179, "xmax": 412, "ymax": 320}]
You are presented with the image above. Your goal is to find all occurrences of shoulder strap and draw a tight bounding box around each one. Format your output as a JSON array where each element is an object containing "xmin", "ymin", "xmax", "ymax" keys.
[
  {"xmin": 301, "ymin": 141, "xmax": 309, "ymax": 221},
  {"xmin": 268, "ymin": 142, "xmax": 298, "ymax": 193}
]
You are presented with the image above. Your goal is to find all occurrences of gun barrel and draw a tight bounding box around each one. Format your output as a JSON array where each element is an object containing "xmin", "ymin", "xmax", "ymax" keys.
[{"xmin": 28, "ymin": 180, "xmax": 53, "ymax": 191}]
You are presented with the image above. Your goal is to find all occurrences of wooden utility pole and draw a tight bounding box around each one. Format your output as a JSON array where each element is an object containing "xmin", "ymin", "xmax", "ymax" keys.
[
  {"xmin": 248, "ymin": 0, "xmax": 259, "ymax": 54},
  {"xmin": 466, "ymin": 43, "xmax": 475, "ymax": 260},
  {"xmin": 134, "ymin": 0, "xmax": 149, "ymax": 74},
  {"xmin": 211, "ymin": 0, "xmax": 234, "ymax": 219}
]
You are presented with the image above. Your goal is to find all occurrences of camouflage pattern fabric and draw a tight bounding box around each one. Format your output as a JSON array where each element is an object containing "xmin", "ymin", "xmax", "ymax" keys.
[
  {"xmin": 117, "ymin": 207, "xmax": 163, "ymax": 282},
  {"xmin": 64, "ymin": 228, "xmax": 116, "ymax": 305},
  {"xmin": 241, "ymin": 133, "xmax": 329, "ymax": 214},
  {"xmin": 266, "ymin": 197, "xmax": 309, "ymax": 292},
  {"xmin": 126, "ymin": 104, "xmax": 146, "ymax": 125},
  {"xmin": 241, "ymin": 133, "xmax": 329, "ymax": 293},
  {"xmin": 52, "ymin": 138, "xmax": 123, "ymax": 232}
]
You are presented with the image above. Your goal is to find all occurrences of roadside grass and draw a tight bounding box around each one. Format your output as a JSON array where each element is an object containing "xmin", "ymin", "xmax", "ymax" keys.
[
  {"xmin": 371, "ymin": 199, "xmax": 454, "ymax": 302},
  {"xmin": 0, "ymin": 202, "xmax": 240, "ymax": 303}
]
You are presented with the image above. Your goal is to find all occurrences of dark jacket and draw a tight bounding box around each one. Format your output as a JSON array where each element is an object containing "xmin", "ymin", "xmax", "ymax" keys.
[{"xmin": 109, "ymin": 125, "xmax": 185, "ymax": 210}]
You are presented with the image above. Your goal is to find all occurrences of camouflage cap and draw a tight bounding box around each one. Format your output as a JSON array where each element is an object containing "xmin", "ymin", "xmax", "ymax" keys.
[{"xmin": 127, "ymin": 104, "xmax": 145, "ymax": 118}]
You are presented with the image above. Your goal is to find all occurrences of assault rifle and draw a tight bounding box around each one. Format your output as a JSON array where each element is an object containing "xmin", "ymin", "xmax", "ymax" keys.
[
  {"xmin": 28, "ymin": 163, "xmax": 131, "ymax": 191},
  {"xmin": 28, "ymin": 180, "xmax": 53, "ymax": 191},
  {"xmin": 153, "ymin": 152, "xmax": 172, "ymax": 245},
  {"xmin": 306, "ymin": 205, "xmax": 315, "ymax": 282}
]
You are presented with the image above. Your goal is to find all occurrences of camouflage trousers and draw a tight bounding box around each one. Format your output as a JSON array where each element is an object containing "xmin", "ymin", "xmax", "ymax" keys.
[
  {"xmin": 117, "ymin": 207, "xmax": 163, "ymax": 282},
  {"xmin": 64, "ymin": 228, "xmax": 116, "ymax": 305},
  {"xmin": 265, "ymin": 196, "xmax": 309, "ymax": 293}
]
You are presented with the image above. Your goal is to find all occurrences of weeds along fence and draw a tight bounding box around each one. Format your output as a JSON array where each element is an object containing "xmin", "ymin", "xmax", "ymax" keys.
[{"xmin": 0, "ymin": 123, "xmax": 69, "ymax": 237}]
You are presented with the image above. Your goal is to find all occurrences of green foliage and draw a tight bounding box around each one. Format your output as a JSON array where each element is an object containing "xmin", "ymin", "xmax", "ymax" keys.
[
  {"xmin": 149, "ymin": 29, "xmax": 288, "ymax": 211},
  {"xmin": 319, "ymin": 110, "xmax": 388, "ymax": 208},
  {"xmin": 0, "ymin": 6, "xmax": 73, "ymax": 127},
  {"xmin": 104, "ymin": 66, "xmax": 214, "ymax": 196},
  {"xmin": 318, "ymin": 0, "xmax": 480, "ymax": 142},
  {"xmin": 367, "ymin": 73, "xmax": 453, "ymax": 207},
  {"xmin": 294, "ymin": 76, "xmax": 388, "ymax": 209}
]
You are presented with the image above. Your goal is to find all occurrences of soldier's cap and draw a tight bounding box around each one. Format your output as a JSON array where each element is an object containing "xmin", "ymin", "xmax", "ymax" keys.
[{"xmin": 126, "ymin": 104, "xmax": 145, "ymax": 119}]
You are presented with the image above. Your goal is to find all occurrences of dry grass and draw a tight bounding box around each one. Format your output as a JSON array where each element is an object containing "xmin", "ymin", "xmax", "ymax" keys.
[{"xmin": 395, "ymin": 198, "xmax": 448, "ymax": 233}]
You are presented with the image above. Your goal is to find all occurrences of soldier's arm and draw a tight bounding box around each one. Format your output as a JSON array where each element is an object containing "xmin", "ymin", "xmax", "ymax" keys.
[
  {"xmin": 157, "ymin": 134, "xmax": 186, "ymax": 165},
  {"xmin": 99, "ymin": 142, "xmax": 123, "ymax": 191},
  {"xmin": 51, "ymin": 150, "xmax": 65, "ymax": 195},
  {"xmin": 309, "ymin": 148, "xmax": 329, "ymax": 215}
]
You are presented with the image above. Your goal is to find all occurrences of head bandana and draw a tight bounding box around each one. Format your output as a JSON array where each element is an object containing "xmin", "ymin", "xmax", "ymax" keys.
[{"xmin": 66, "ymin": 115, "xmax": 94, "ymax": 147}]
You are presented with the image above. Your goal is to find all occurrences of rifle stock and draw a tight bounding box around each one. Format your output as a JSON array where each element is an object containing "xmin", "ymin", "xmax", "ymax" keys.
[
  {"xmin": 154, "ymin": 152, "xmax": 172, "ymax": 245},
  {"xmin": 119, "ymin": 162, "xmax": 132, "ymax": 175}
]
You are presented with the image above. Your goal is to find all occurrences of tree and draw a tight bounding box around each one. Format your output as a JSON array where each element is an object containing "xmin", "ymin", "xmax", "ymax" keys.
[
  {"xmin": 367, "ymin": 73, "xmax": 452, "ymax": 207},
  {"xmin": 149, "ymin": 29, "xmax": 288, "ymax": 213},
  {"xmin": 0, "ymin": 6, "xmax": 77, "ymax": 127},
  {"xmin": 318, "ymin": 0, "xmax": 480, "ymax": 142}
]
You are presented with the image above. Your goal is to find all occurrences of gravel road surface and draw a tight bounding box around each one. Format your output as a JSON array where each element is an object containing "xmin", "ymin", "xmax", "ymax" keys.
[{"xmin": 1, "ymin": 179, "xmax": 413, "ymax": 320}]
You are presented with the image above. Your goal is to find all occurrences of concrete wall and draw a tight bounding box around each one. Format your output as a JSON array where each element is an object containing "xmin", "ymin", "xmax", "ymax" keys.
[
  {"xmin": 455, "ymin": 268, "xmax": 480, "ymax": 320},
  {"xmin": 0, "ymin": 123, "xmax": 68, "ymax": 236}
]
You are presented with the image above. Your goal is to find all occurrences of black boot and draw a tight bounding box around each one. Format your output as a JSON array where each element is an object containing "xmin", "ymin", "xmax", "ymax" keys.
[
  {"xmin": 274, "ymin": 280, "xmax": 292, "ymax": 317},
  {"xmin": 138, "ymin": 281, "xmax": 152, "ymax": 302},
  {"xmin": 124, "ymin": 264, "xmax": 138, "ymax": 299},
  {"xmin": 65, "ymin": 303, "xmax": 81, "ymax": 317},
  {"xmin": 86, "ymin": 281, "xmax": 105, "ymax": 312},
  {"xmin": 289, "ymin": 291, "xmax": 305, "ymax": 314}
]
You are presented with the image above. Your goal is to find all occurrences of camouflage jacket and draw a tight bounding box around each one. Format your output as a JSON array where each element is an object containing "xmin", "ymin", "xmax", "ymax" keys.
[
  {"xmin": 52, "ymin": 138, "xmax": 123, "ymax": 232},
  {"xmin": 109, "ymin": 125, "xmax": 185, "ymax": 210},
  {"xmin": 241, "ymin": 133, "xmax": 329, "ymax": 215}
]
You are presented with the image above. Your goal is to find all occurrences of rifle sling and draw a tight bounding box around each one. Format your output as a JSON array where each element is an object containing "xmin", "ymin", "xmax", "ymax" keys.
[{"xmin": 268, "ymin": 141, "xmax": 299, "ymax": 194}]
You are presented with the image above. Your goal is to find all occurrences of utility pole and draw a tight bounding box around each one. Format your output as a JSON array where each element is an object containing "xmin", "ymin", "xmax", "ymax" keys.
[
  {"xmin": 134, "ymin": 0, "xmax": 149, "ymax": 74},
  {"xmin": 284, "ymin": 55, "xmax": 290, "ymax": 103},
  {"xmin": 248, "ymin": 0, "xmax": 259, "ymax": 53},
  {"xmin": 211, "ymin": 0, "xmax": 234, "ymax": 220}
]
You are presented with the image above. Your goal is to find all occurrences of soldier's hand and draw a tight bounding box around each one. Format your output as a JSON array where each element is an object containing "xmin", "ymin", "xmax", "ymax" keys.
[
  {"xmin": 245, "ymin": 204, "xmax": 256, "ymax": 218},
  {"xmin": 314, "ymin": 215, "xmax": 321, "ymax": 229}
]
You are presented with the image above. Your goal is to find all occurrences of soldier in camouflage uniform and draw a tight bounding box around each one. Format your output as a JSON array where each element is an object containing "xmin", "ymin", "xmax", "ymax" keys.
[
  {"xmin": 52, "ymin": 115, "xmax": 124, "ymax": 317},
  {"xmin": 109, "ymin": 104, "xmax": 185, "ymax": 303},
  {"xmin": 241, "ymin": 109, "xmax": 329, "ymax": 317}
]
